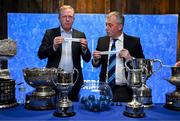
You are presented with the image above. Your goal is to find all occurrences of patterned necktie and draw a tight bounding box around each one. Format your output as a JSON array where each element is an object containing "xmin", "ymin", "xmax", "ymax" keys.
[{"xmin": 108, "ymin": 39, "xmax": 117, "ymax": 87}]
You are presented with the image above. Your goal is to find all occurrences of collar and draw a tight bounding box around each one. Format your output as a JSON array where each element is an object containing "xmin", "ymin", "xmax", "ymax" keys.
[
  {"xmin": 110, "ymin": 33, "xmax": 124, "ymax": 42},
  {"xmin": 60, "ymin": 27, "xmax": 73, "ymax": 33}
]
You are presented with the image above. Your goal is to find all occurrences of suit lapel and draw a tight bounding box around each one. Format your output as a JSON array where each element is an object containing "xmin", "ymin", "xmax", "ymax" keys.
[
  {"xmin": 123, "ymin": 33, "xmax": 127, "ymax": 49},
  {"xmin": 102, "ymin": 36, "xmax": 110, "ymax": 61},
  {"xmin": 57, "ymin": 27, "xmax": 62, "ymax": 52},
  {"xmin": 123, "ymin": 33, "xmax": 131, "ymax": 50},
  {"xmin": 104, "ymin": 36, "xmax": 110, "ymax": 51}
]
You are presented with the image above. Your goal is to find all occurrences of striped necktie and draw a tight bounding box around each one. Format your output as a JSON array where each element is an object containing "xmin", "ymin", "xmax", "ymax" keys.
[{"xmin": 108, "ymin": 39, "xmax": 117, "ymax": 87}]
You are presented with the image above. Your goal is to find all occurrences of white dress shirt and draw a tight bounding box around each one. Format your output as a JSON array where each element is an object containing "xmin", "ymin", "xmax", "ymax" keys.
[
  {"xmin": 107, "ymin": 33, "xmax": 127, "ymax": 85},
  {"xmin": 58, "ymin": 27, "xmax": 74, "ymax": 72}
]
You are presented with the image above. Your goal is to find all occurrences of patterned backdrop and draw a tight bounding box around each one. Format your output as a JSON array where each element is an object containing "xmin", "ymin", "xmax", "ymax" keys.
[{"xmin": 7, "ymin": 13, "xmax": 178, "ymax": 103}]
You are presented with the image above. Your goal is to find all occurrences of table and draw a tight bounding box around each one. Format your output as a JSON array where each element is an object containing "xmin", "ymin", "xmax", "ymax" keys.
[{"xmin": 0, "ymin": 103, "xmax": 180, "ymax": 121}]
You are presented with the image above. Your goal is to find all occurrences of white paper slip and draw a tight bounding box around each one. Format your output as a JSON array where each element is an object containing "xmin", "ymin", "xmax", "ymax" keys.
[
  {"xmin": 162, "ymin": 65, "xmax": 176, "ymax": 68},
  {"xmin": 99, "ymin": 51, "xmax": 119, "ymax": 55},
  {"xmin": 64, "ymin": 38, "xmax": 81, "ymax": 42}
]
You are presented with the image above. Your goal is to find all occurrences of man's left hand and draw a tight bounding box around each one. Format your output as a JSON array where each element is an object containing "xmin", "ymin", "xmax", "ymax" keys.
[
  {"xmin": 80, "ymin": 38, "xmax": 88, "ymax": 50},
  {"xmin": 119, "ymin": 48, "xmax": 132, "ymax": 60}
]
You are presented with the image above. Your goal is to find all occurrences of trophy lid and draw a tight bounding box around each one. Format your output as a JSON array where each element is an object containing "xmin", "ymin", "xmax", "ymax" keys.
[{"xmin": 0, "ymin": 39, "xmax": 17, "ymax": 60}]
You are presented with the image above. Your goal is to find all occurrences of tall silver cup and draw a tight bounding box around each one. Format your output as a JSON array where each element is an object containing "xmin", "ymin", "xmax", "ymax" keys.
[
  {"xmin": 52, "ymin": 68, "xmax": 79, "ymax": 117},
  {"xmin": 126, "ymin": 58, "xmax": 162, "ymax": 107},
  {"xmin": 123, "ymin": 60, "xmax": 147, "ymax": 118}
]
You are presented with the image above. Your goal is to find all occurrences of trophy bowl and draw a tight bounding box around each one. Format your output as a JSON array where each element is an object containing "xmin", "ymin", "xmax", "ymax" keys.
[
  {"xmin": 23, "ymin": 68, "xmax": 58, "ymax": 88},
  {"xmin": 22, "ymin": 68, "xmax": 58, "ymax": 110},
  {"xmin": 79, "ymin": 81, "xmax": 113, "ymax": 112},
  {"xmin": 168, "ymin": 66, "xmax": 180, "ymax": 86},
  {"xmin": 163, "ymin": 66, "xmax": 180, "ymax": 86},
  {"xmin": 0, "ymin": 39, "xmax": 17, "ymax": 60},
  {"xmin": 163, "ymin": 66, "xmax": 180, "ymax": 111}
]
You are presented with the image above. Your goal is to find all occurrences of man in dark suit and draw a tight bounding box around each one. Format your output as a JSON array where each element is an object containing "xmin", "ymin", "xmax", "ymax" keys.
[
  {"xmin": 92, "ymin": 11, "xmax": 144, "ymax": 102},
  {"xmin": 38, "ymin": 5, "xmax": 91, "ymax": 101}
]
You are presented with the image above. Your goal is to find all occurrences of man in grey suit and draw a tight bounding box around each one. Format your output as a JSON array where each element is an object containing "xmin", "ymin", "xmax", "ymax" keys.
[
  {"xmin": 38, "ymin": 5, "xmax": 91, "ymax": 101},
  {"xmin": 92, "ymin": 11, "xmax": 144, "ymax": 102}
]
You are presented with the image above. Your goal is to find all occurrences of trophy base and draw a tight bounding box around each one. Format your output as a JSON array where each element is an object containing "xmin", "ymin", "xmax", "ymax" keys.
[
  {"xmin": 53, "ymin": 111, "xmax": 76, "ymax": 117},
  {"xmin": 123, "ymin": 105, "xmax": 145, "ymax": 118},
  {"xmin": 25, "ymin": 92, "xmax": 56, "ymax": 110},
  {"xmin": 0, "ymin": 78, "xmax": 18, "ymax": 109},
  {"xmin": 53, "ymin": 106, "xmax": 76, "ymax": 117},
  {"xmin": 164, "ymin": 92, "xmax": 180, "ymax": 111},
  {"xmin": 138, "ymin": 96, "xmax": 154, "ymax": 108},
  {"xmin": 164, "ymin": 104, "xmax": 180, "ymax": 111},
  {"xmin": 0, "ymin": 101, "xmax": 18, "ymax": 109},
  {"xmin": 143, "ymin": 103, "xmax": 154, "ymax": 108},
  {"xmin": 137, "ymin": 85, "xmax": 154, "ymax": 108}
]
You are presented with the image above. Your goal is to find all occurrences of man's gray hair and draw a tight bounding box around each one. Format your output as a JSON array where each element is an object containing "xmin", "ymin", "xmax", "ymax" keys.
[{"xmin": 107, "ymin": 11, "xmax": 124, "ymax": 26}]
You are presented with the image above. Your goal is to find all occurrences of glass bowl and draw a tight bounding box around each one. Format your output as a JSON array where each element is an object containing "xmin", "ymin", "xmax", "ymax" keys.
[{"xmin": 79, "ymin": 81, "xmax": 113, "ymax": 112}]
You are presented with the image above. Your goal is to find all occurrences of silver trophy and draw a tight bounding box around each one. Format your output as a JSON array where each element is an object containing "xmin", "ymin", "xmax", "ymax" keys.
[
  {"xmin": 123, "ymin": 60, "xmax": 147, "ymax": 118},
  {"xmin": 164, "ymin": 66, "xmax": 180, "ymax": 111},
  {"xmin": 126, "ymin": 58, "xmax": 162, "ymax": 107},
  {"xmin": 0, "ymin": 39, "xmax": 18, "ymax": 109},
  {"xmin": 52, "ymin": 68, "xmax": 79, "ymax": 117},
  {"xmin": 23, "ymin": 68, "xmax": 58, "ymax": 110}
]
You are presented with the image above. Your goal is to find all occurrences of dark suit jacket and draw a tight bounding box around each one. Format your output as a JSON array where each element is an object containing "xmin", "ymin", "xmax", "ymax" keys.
[
  {"xmin": 92, "ymin": 33, "xmax": 144, "ymax": 102},
  {"xmin": 38, "ymin": 27, "xmax": 91, "ymax": 101},
  {"xmin": 92, "ymin": 33, "xmax": 145, "ymax": 82}
]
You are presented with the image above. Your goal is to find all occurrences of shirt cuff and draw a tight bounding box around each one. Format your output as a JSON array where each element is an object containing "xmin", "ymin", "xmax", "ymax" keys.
[
  {"xmin": 93, "ymin": 58, "xmax": 99, "ymax": 66},
  {"xmin": 53, "ymin": 45, "xmax": 57, "ymax": 52},
  {"xmin": 82, "ymin": 47, "xmax": 87, "ymax": 54}
]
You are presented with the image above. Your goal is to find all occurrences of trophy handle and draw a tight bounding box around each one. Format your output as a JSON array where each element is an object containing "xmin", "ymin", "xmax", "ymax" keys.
[
  {"xmin": 72, "ymin": 68, "xmax": 79, "ymax": 86},
  {"xmin": 51, "ymin": 68, "xmax": 62, "ymax": 87},
  {"xmin": 142, "ymin": 66, "xmax": 148, "ymax": 81},
  {"xmin": 151, "ymin": 59, "xmax": 162, "ymax": 74},
  {"xmin": 125, "ymin": 59, "xmax": 132, "ymax": 71}
]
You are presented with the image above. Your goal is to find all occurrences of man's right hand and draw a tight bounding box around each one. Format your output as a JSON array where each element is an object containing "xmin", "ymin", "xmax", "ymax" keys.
[
  {"xmin": 93, "ymin": 51, "xmax": 101, "ymax": 60},
  {"xmin": 53, "ymin": 36, "xmax": 64, "ymax": 50},
  {"xmin": 175, "ymin": 61, "xmax": 180, "ymax": 66}
]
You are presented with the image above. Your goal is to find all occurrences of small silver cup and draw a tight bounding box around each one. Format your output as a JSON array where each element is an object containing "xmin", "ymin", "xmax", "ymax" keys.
[
  {"xmin": 52, "ymin": 68, "xmax": 79, "ymax": 117},
  {"xmin": 123, "ymin": 60, "xmax": 147, "ymax": 118}
]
